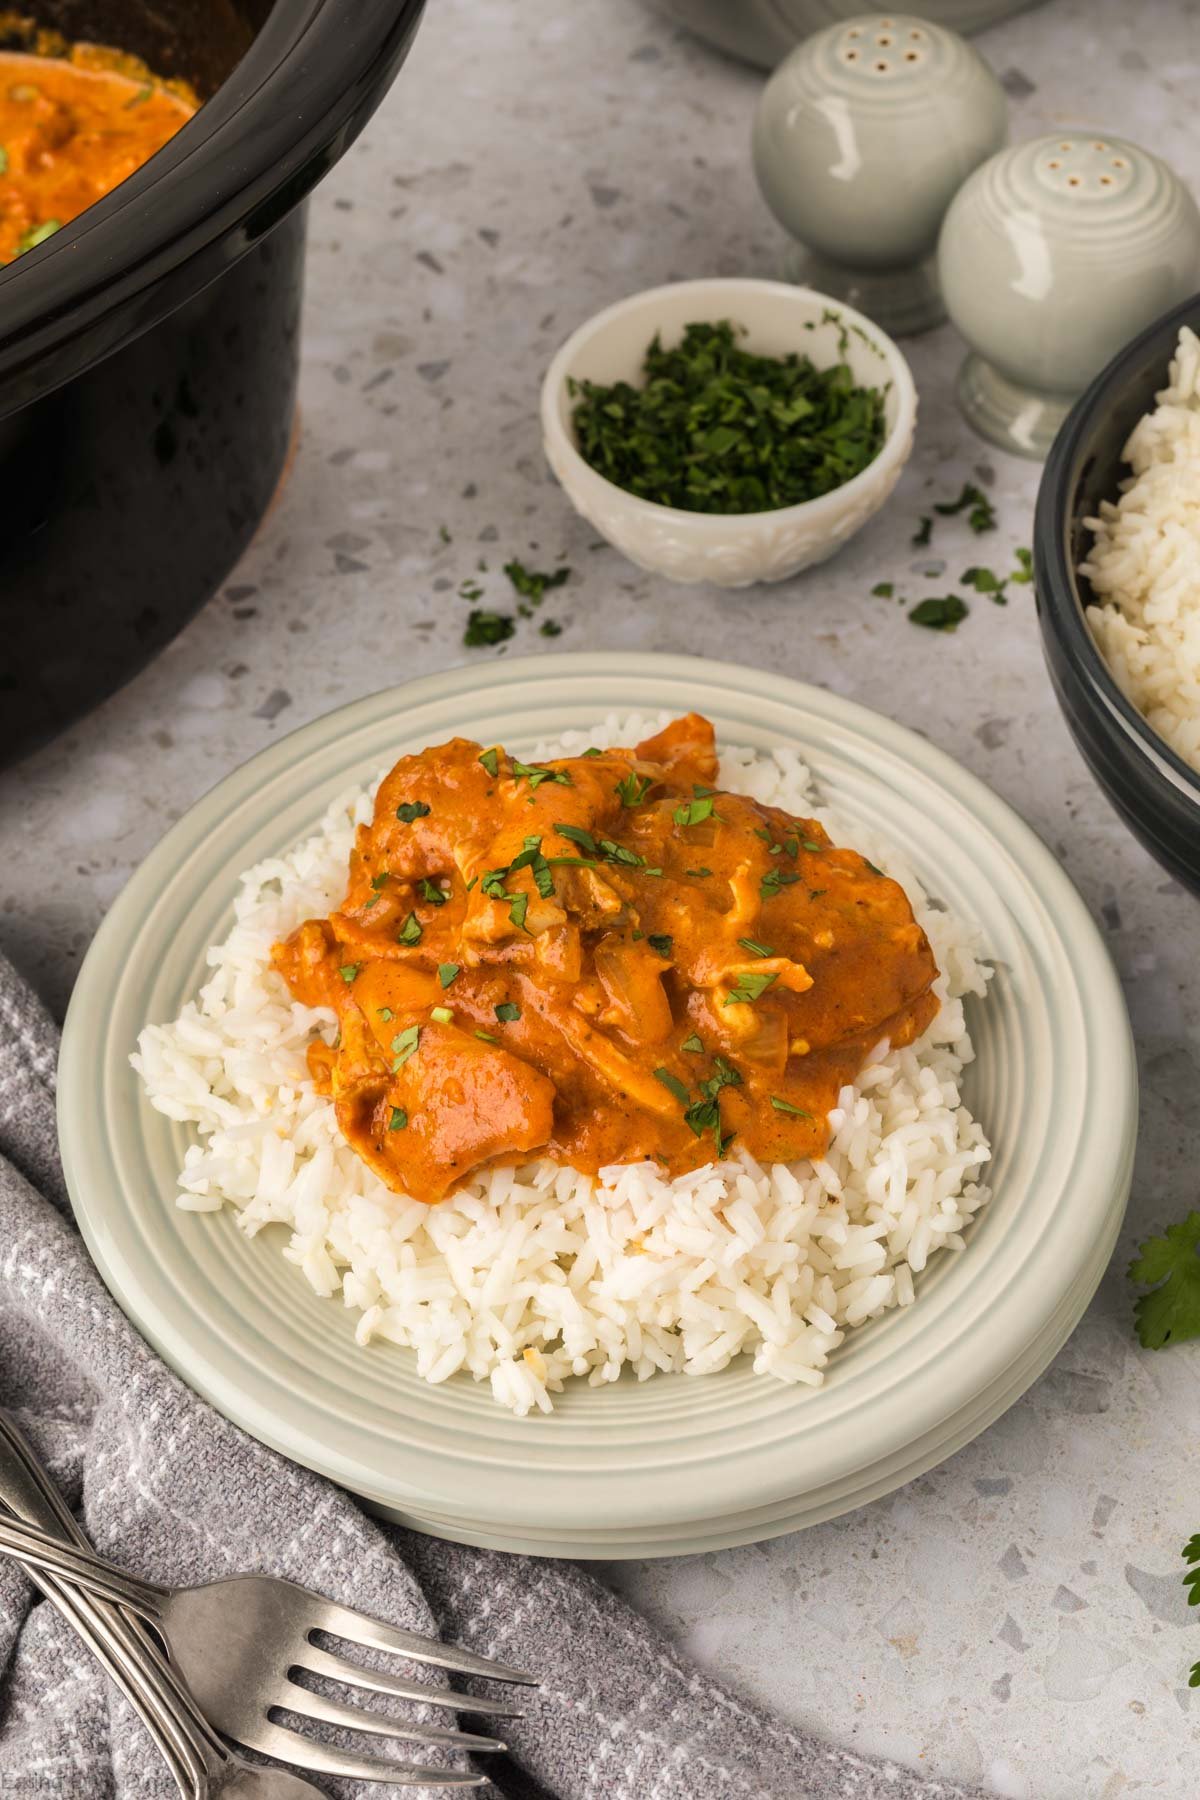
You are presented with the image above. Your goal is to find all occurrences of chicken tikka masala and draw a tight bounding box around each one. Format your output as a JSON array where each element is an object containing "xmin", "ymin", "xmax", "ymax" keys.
[{"xmin": 274, "ymin": 715, "xmax": 940, "ymax": 1205}]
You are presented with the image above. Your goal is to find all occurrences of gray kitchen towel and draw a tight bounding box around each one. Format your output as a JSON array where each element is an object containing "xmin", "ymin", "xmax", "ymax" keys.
[{"xmin": 0, "ymin": 953, "xmax": 987, "ymax": 1800}]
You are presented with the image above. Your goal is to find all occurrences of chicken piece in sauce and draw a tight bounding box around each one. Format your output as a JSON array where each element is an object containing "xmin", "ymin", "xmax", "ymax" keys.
[{"xmin": 273, "ymin": 715, "xmax": 940, "ymax": 1203}]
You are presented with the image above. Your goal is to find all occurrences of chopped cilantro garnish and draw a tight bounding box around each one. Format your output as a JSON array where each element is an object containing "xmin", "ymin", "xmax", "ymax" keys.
[
  {"xmin": 339, "ymin": 964, "xmax": 359, "ymax": 983},
  {"xmin": 388, "ymin": 1106, "xmax": 408, "ymax": 1132},
  {"xmin": 397, "ymin": 912, "xmax": 422, "ymax": 946},
  {"xmin": 760, "ymin": 868, "xmax": 800, "ymax": 900},
  {"xmin": 770, "ymin": 1096, "xmax": 812, "ymax": 1118},
  {"xmin": 673, "ymin": 795, "xmax": 715, "ymax": 827},
  {"xmin": 681, "ymin": 1033, "xmax": 704, "ymax": 1054},
  {"xmin": 568, "ymin": 320, "xmax": 886, "ymax": 514},
  {"xmin": 395, "ymin": 800, "xmax": 431, "ymax": 823},
  {"xmin": 800, "ymin": 838, "xmax": 823, "ymax": 853},
  {"xmin": 616, "ymin": 771, "xmax": 653, "ymax": 808},
  {"xmin": 684, "ymin": 866, "xmax": 713, "ymax": 879},
  {"xmin": 508, "ymin": 892, "xmax": 530, "ymax": 932},
  {"xmin": 654, "ymin": 1067, "xmax": 691, "ymax": 1105},
  {"xmin": 495, "ymin": 1001, "xmax": 521, "ymax": 1022},
  {"xmin": 503, "ymin": 560, "xmax": 571, "ymax": 604},
  {"xmin": 725, "ymin": 970, "xmax": 779, "ymax": 1006},
  {"xmin": 934, "ymin": 481, "xmax": 996, "ymax": 534},
  {"xmin": 647, "ymin": 934, "xmax": 673, "ymax": 958},
  {"xmin": 599, "ymin": 838, "xmax": 644, "ymax": 868},
  {"xmin": 420, "ymin": 879, "xmax": 448, "ymax": 906},
  {"xmin": 479, "ymin": 747, "xmax": 501, "ymax": 778},
  {"xmin": 512, "ymin": 760, "xmax": 572, "ymax": 792},
  {"xmin": 682, "ymin": 1057, "xmax": 743, "ymax": 1154},
  {"xmin": 463, "ymin": 609, "xmax": 514, "ymax": 647},
  {"xmin": 371, "ymin": 871, "xmax": 390, "ymax": 891},
  {"xmin": 438, "ymin": 963, "xmax": 460, "ymax": 988},
  {"xmin": 738, "ymin": 938, "xmax": 774, "ymax": 958},
  {"xmin": 909, "ymin": 595, "xmax": 968, "ymax": 632},
  {"xmin": 377, "ymin": 1007, "xmax": 394, "ymax": 1022},
  {"xmin": 555, "ymin": 823, "xmax": 597, "ymax": 854},
  {"xmin": 581, "ymin": 747, "xmax": 603, "ymax": 758},
  {"xmin": 390, "ymin": 1026, "xmax": 420, "ymax": 1068},
  {"xmin": 863, "ymin": 860, "xmax": 884, "ymax": 878}
]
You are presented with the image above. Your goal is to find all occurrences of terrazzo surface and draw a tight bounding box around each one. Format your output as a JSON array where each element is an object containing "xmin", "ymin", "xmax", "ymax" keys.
[{"xmin": 2, "ymin": 0, "xmax": 1198, "ymax": 1794}]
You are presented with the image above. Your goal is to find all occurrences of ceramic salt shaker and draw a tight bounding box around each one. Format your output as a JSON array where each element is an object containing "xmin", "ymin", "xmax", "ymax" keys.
[
  {"xmin": 938, "ymin": 133, "xmax": 1200, "ymax": 459},
  {"xmin": 752, "ymin": 13, "xmax": 1008, "ymax": 334}
]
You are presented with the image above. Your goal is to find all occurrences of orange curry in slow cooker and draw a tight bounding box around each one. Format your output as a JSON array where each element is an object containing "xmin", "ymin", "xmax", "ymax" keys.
[
  {"xmin": 274, "ymin": 715, "xmax": 941, "ymax": 1205},
  {"xmin": 0, "ymin": 46, "xmax": 197, "ymax": 263}
]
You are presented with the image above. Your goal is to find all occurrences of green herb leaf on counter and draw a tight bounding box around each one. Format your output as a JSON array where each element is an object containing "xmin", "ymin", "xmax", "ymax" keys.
[
  {"xmin": 504, "ymin": 560, "xmax": 571, "ymax": 604},
  {"xmin": 1010, "ymin": 547, "xmax": 1033, "ymax": 584},
  {"xmin": 568, "ymin": 319, "xmax": 886, "ymax": 515},
  {"xmin": 540, "ymin": 620, "xmax": 563, "ymax": 637},
  {"xmin": 438, "ymin": 524, "xmax": 452, "ymax": 544},
  {"xmin": 961, "ymin": 566, "xmax": 1008, "ymax": 605},
  {"xmin": 458, "ymin": 579, "xmax": 484, "ymax": 601},
  {"xmin": 1128, "ymin": 1211, "xmax": 1200, "ymax": 1350},
  {"xmin": 934, "ymin": 482, "xmax": 996, "ymax": 534},
  {"xmin": 1184, "ymin": 1536, "xmax": 1200, "ymax": 1687},
  {"xmin": 871, "ymin": 581, "xmax": 894, "ymax": 599},
  {"xmin": 463, "ymin": 609, "xmax": 514, "ymax": 647},
  {"xmin": 912, "ymin": 515, "xmax": 933, "ymax": 548},
  {"xmin": 909, "ymin": 595, "xmax": 969, "ymax": 633}
]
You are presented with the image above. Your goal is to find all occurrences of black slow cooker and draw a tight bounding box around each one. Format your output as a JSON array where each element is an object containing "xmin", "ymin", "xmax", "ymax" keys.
[{"xmin": 0, "ymin": 0, "xmax": 426, "ymax": 764}]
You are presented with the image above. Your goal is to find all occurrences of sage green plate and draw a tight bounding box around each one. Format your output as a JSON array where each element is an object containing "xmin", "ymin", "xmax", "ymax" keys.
[{"xmin": 59, "ymin": 653, "xmax": 1137, "ymax": 1559}]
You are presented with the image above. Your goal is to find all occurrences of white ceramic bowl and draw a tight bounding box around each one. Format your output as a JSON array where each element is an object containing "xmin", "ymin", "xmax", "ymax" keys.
[{"xmin": 540, "ymin": 278, "xmax": 917, "ymax": 588}]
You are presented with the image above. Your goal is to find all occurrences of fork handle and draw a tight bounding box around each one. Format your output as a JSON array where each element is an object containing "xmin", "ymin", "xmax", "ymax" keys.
[
  {"xmin": 0, "ymin": 1410, "xmax": 229, "ymax": 1793},
  {"xmin": 0, "ymin": 1514, "xmax": 167, "ymax": 1615}
]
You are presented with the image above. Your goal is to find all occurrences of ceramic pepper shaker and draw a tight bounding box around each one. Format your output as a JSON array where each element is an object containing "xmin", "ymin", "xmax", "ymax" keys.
[
  {"xmin": 752, "ymin": 13, "xmax": 1008, "ymax": 334},
  {"xmin": 938, "ymin": 132, "xmax": 1200, "ymax": 459}
]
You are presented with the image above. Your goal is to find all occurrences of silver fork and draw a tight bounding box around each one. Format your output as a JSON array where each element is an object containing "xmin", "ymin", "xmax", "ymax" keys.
[
  {"xmin": 0, "ymin": 1426, "xmax": 533, "ymax": 1788},
  {"xmin": 0, "ymin": 1411, "xmax": 321, "ymax": 1798}
]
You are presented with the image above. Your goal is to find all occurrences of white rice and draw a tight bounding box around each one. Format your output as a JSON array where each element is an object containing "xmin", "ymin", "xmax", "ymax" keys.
[
  {"xmin": 132, "ymin": 713, "xmax": 993, "ymax": 1416},
  {"xmin": 1081, "ymin": 325, "xmax": 1200, "ymax": 773}
]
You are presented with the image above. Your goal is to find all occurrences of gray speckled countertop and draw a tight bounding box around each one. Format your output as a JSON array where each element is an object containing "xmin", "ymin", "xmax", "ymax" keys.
[{"xmin": 4, "ymin": 1, "xmax": 1198, "ymax": 1794}]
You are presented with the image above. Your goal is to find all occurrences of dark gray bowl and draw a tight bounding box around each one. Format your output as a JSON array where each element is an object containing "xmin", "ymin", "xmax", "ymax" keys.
[{"xmin": 1034, "ymin": 291, "xmax": 1200, "ymax": 895}]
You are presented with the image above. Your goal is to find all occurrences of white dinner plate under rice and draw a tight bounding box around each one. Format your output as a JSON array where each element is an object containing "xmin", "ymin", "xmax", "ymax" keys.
[{"xmin": 59, "ymin": 653, "xmax": 1136, "ymax": 1558}]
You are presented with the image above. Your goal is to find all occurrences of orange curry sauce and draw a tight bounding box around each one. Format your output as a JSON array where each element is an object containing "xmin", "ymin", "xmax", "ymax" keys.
[
  {"xmin": 0, "ymin": 51, "xmax": 196, "ymax": 263},
  {"xmin": 274, "ymin": 715, "xmax": 940, "ymax": 1205}
]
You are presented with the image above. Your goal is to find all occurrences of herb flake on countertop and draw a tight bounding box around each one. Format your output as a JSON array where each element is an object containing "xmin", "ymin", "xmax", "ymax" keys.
[
  {"xmin": 568, "ymin": 319, "xmax": 886, "ymax": 514},
  {"xmin": 871, "ymin": 581, "xmax": 894, "ymax": 598},
  {"xmin": 961, "ymin": 565, "xmax": 1008, "ymax": 604},
  {"xmin": 463, "ymin": 609, "xmax": 514, "ymax": 648},
  {"xmin": 1128, "ymin": 1211, "xmax": 1200, "ymax": 1349},
  {"xmin": 933, "ymin": 481, "xmax": 996, "ymax": 534},
  {"xmin": 909, "ymin": 595, "xmax": 968, "ymax": 632},
  {"xmin": 912, "ymin": 515, "xmax": 933, "ymax": 548},
  {"xmin": 503, "ymin": 560, "xmax": 571, "ymax": 604},
  {"xmin": 1183, "ymin": 1535, "xmax": 1200, "ymax": 1688}
]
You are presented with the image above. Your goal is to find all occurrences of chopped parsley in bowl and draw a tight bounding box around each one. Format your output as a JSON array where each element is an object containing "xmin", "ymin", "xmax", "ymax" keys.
[{"xmin": 540, "ymin": 278, "xmax": 917, "ymax": 588}]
